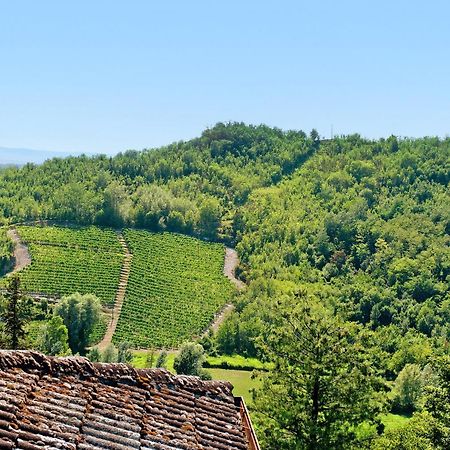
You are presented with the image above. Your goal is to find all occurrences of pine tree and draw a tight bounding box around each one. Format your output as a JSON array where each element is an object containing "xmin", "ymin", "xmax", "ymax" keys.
[
  {"xmin": 253, "ymin": 292, "xmax": 385, "ymax": 450},
  {"xmin": 1, "ymin": 276, "xmax": 28, "ymax": 349}
]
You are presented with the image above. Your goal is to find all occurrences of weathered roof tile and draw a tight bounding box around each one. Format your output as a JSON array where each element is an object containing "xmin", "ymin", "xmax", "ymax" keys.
[{"xmin": 0, "ymin": 351, "xmax": 257, "ymax": 450}]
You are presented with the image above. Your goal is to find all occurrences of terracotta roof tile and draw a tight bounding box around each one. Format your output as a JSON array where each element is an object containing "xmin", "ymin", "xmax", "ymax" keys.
[{"xmin": 0, "ymin": 351, "xmax": 254, "ymax": 450}]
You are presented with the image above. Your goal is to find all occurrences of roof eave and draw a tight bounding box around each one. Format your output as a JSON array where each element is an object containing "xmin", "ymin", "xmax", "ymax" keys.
[{"xmin": 235, "ymin": 396, "xmax": 261, "ymax": 450}]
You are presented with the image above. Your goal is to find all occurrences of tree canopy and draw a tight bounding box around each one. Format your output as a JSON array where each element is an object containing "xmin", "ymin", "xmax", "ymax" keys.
[
  {"xmin": 54, "ymin": 293, "xmax": 101, "ymax": 354},
  {"xmin": 253, "ymin": 293, "xmax": 385, "ymax": 449}
]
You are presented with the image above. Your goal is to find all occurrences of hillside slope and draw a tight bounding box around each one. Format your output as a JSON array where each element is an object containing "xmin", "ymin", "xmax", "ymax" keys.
[
  {"xmin": 218, "ymin": 135, "xmax": 449, "ymax": 361},
  {"xmin": 0, "ymin": 123, "xmax": 315, "ymax": 243}
]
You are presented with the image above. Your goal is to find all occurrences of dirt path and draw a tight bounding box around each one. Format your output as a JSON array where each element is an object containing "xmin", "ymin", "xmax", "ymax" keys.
[
  {"xmin": 97, "ymin": 233, "xmax": 133, "ymax": 351},
  {"xmin": 205, "ymin": 247, "xmax": 246, "ymax": 335},
  {"xmin": 7, "ymin": 228, "xmax": 31, "ymax": 272},
  {"xmin": 223, "ymin": 247, "xmax": 245, "ymax": 290}
]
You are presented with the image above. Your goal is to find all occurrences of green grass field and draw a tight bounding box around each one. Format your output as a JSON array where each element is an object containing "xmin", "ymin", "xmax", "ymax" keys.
[
  {"xmin": 113, "ymin": 230, "xmax": 234, "ymax": 348},
  {"xmin": 205, "ymin": 354, "xmax": 272, "ymax": 371},
  {"xmin": 131, "ymin": 350, "xmax": 263, "ymax": 405},
  {"xmin": 132, "ymin": 350, "xmax": 176, "ymax": 371},
  {"xmin": 208, "ymin": 369, "xmax": 263, "ymax": 404},
  {"xmin": 380, "ymin": 413, "xmax": 412, "ymax": 431}
]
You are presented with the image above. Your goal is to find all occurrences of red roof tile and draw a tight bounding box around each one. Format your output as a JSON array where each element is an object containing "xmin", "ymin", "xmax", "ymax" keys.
[{"xmin": 0, "ymin": 351, "xmax": 257, "ymax": 450}]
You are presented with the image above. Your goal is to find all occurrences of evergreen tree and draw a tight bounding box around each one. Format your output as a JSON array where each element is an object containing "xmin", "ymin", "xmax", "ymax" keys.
[
  {"xmin": 253, "ymin": 292, "xmax": 384, "ymax": 450},
  {"xmin": 1, "ymin": 276, "xmax": 28, "ymax": 349},
  {"xmin": 310, "ymin": 128, "xmax": 320, "ymax": 142}
]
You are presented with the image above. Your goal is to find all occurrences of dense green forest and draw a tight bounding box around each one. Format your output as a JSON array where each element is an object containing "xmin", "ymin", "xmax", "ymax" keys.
[
  {"xmin": 217, "ymin": 132, "xmax": 449, "ymax": 447},
  {"xmin": 0, "ymin": 123, "xmax": 449, "ymax": 448},
  {"xmin": 0, "ymin": 123, "xmax": 312, "ymax": 241},
  {"xmin": 226, "ymin": 133, "xmax": 449, "ymax": 355}
]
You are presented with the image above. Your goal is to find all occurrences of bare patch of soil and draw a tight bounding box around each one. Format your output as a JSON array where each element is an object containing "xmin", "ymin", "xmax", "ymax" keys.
[{"xmin": 7, "ymin": 228, "xmax": 31, "ymax": 272}]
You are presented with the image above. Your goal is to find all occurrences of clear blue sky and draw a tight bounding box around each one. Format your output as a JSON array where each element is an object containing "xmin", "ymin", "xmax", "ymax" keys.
[{"xmin": 1, "ymin": 0, "xmax": 449, "ymax": 155}]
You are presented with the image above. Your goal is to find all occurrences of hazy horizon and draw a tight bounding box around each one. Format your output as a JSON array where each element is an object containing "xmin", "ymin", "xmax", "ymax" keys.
[{"xmin": 2, "ymin": 124, "xmax": 449, "ymax": 166}]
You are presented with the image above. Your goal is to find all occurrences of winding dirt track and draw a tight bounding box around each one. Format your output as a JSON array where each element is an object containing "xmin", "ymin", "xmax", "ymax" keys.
[
  {"xmin": 7, "ymin": 228, "xmax": 31, "ymax": 272},
  {"xmin": 207, "ymin": 247, "xmax": 246, "ymax": 334},
  {"xmin": 223, "ymin": 247, "xmax": 246, "ymax": 290}
]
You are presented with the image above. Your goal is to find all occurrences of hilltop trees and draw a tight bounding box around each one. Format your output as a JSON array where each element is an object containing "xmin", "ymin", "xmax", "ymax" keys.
[
  {"xmin": 0, "ymin": 123, "xmax": 314, "ymax": 242},
  {"xmin": 253, "ymin": 293, "xmax": 384, "ymax": 450}
]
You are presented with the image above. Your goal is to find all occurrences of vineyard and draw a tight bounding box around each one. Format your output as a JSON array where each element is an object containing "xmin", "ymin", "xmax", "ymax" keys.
[
  {"xmin": 2, "ymin": 225, "xmax": 124, "ymax": 307},
  {"xmin": 0, "ymin": 225, "xmax": 235, "ymax": 348},
  {"xmin": 18, "ymin": 225, "xmax": 122, "ymax": 252},
  {"xmin": 113, "ymin": 230, "xmax": 234, "ymax": 348}
]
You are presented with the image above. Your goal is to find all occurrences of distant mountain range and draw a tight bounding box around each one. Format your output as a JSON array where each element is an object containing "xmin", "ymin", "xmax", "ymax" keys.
[{"xmin": 0, "ymin": 147, "xmax": 96, "ymax": 166}]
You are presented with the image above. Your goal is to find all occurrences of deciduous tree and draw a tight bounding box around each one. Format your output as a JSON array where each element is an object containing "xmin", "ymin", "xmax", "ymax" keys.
[
  {"xmin": 174, "ymin": 342, "xmax": 210, "ymax": 379},
  {"xmin": 54, "ymin": 293, "xmax": 101, "ymax": 354},
  {"xmin": 39, "ymin": 315, "xmax": 71, "ymax": 356}
]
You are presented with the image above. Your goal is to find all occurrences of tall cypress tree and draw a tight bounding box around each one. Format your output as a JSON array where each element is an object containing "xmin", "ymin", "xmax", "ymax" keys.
[{"xmin": 1, "ymin": 275, "xmax": 28, "ymax": 349}]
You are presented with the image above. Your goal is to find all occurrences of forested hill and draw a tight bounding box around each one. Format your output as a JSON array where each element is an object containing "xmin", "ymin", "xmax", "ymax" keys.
[
  {"xmin": 0, "ymin": 123, "xmax": 313, "ymax": 241},
  {"xmin": 230, "ymin": 134, "xmax": 449, "ymax": 350}
]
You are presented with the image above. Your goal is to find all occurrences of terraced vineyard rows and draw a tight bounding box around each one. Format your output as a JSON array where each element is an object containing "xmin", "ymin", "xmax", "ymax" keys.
[
  {"xmin": 18, "ymin": 225, "xmax": 122, "ymax": 252},
  {"xmin": 113, "ymin": 230, "xmax": 234, "ymax": 348},
  {"xmin": 3, "ymin": 226, "xmax": 123, "ymax": 307}
]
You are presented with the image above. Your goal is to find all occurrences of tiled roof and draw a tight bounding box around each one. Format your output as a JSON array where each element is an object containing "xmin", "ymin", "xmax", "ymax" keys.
[{"xmin": 0, "ymin": 351, "xmax": 255, "ymax": 450}]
